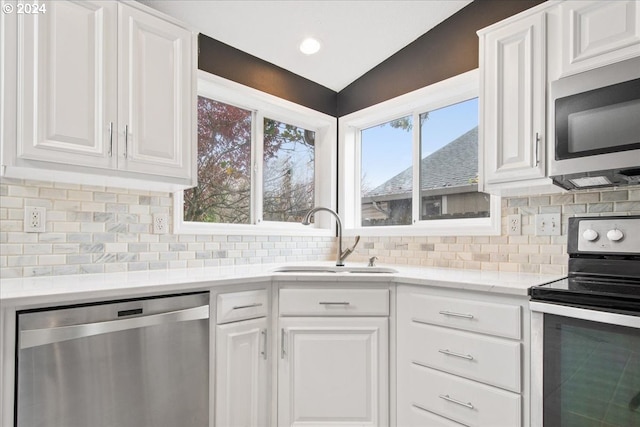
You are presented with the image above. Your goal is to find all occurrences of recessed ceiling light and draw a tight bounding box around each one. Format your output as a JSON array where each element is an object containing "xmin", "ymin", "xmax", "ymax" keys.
[{"xmin": 299, "ymin": 37, "xmax": 321, "ymax": 55}]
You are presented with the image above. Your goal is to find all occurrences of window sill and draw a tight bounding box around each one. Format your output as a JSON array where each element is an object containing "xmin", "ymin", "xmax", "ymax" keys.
[
  {"xmin": 174, "ymin": 220, "xmax": 333, "ymax": 237},
  {"xmin": 343, "ymin": 214, "xmax": 501, "ymax": 237}
]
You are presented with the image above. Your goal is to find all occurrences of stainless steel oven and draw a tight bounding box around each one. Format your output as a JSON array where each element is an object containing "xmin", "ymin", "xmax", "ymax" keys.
[
  {"xmin": 549, "ymin": 57, "xmax": 640, "ymax": 190},
  {"xmin": 530, "ymin": 216, "xmax": 640, "ymax": 426}
]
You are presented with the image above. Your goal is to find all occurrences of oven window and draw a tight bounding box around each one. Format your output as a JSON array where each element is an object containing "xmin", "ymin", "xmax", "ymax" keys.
[{"xmin": 543, "ymin": 314, "xmax": 640, "ymax": 427}]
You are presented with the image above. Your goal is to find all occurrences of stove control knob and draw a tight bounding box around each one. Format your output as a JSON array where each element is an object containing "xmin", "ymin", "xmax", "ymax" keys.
[
  {"xmin": 582, "ymin": 229, "xmax": 599, "ymax": 241},
  {"xmin": 607, "ymin": 228, "xmax": 624, "ymax": 242}
]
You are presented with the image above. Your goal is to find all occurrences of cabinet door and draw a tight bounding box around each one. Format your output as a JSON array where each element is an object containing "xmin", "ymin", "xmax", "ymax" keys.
[
  {"xmin": 17, "ymin": 0, "xmax": 117, "ymax": 168},
  {"xmin": 216, "ymin": 317, "xmax": 269, "ymax": 427},
  {"xmin": 481, "ymin": 12, "xmax": 546, "ymax": 186},
  {"xmin": 561, "ymin": 0, "xmax": 640, "ymax": 76},
  {"xmin": 278, "ymin": 317, "xmax": 388, "ymax": 427},
  {"xmin": 118, "ymin": 3, "xmax": 193, "ymax": 179}
]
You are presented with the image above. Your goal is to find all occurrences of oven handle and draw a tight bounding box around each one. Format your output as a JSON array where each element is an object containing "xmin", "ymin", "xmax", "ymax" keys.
[
  {"xmin": 530, "ymin": 301, "xmax": 640, "ymax": 328},
  {"xmin": 19, "ymin": 305, "xmax": 210, "ymax": 350}
]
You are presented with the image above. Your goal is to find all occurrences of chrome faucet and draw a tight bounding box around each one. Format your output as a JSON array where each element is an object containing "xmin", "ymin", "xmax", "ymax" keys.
[{"xmin": 302, "ymin": 207, "xmax": 360, "ymax": 267}]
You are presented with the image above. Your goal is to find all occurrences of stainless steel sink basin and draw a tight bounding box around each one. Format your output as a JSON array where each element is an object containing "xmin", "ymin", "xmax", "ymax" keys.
[{"xmin": 271, "ymin": 266, "xmax": 397, "ymax": 274}]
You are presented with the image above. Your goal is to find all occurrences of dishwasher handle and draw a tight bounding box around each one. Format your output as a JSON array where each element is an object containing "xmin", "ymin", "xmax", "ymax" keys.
[{"xmin": 20, "ymin": 305, "xmax": 209, "ymax": 350}]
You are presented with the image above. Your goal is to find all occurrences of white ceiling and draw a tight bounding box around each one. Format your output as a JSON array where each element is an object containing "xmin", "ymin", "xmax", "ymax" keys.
[{"xmin": 138, "ymin": 0, "xmax": 473, "ymax": 92}]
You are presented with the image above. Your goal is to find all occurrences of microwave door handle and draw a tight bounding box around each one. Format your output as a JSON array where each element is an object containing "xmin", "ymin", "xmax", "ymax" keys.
[{"xmin": 535, "ymin": 132, "xmax": 540, "ymax": 166}]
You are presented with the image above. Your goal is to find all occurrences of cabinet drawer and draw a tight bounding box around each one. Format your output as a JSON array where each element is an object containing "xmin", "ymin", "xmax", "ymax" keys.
[
  {"xmin": 400, "ymin": 403, "xmax": 467, "ymax": 427},
  {"xmin": 279, "ymin": 288, "xmax": 389, "ymax": 316},
  {"xmin": 406, "ymin": 363, "xmax": 521, "ymax": 427},
  {"xmin": 402, "ymin": 291, "xmax": 521, "ymax": 339},
  {"xmin": 407, "ymin": 322, "xmax": 521, "ymax": 392},
  {"xmin": 217, "ymin": 289, "xmax": 268, "ymax": 324}
]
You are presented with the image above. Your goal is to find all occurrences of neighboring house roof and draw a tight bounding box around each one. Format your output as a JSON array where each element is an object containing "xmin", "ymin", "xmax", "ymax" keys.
[{"xmin": 363, "ymin": 126, "xmax": 479, "ymax": 198}]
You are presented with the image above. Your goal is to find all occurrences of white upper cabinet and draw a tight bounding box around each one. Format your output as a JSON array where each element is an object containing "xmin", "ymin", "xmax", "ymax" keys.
[
  {"xmin": 478, "ymin": 1, "xmax": 640, "ymax": 196},
  {"xmin": 479, "ymin": 10, "xmax": 548, "ymax": 193},
  {"xmin": 117, "ymin": 4, "xmax": 193, "ymax": 180},
  {"xmin": 559, "ymin": 0, "xmax": 640, "ymax": 77},
  {"xmin": 4, "ymin": 0, "xmax": 196, "ymax": 190},
  {"xmin": 17, "ymin": 1, "xmax": 117, "ymax": 169}
]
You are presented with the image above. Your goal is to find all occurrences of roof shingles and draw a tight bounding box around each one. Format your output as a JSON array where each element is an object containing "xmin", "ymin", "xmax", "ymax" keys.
[{"xmin": 364, "ymin": 126, "xmax": 478, "ymax": 198}]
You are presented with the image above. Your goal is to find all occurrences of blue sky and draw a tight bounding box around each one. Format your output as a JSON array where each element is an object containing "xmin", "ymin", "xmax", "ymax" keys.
[{"xmin": 361, "ymin": 98, "xmax": 478, "ymax": 189}]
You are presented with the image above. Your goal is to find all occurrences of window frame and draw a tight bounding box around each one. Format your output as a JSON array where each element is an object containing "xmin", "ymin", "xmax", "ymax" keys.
[
  {"xmin": 338, "ymin": 69, "xmax": 501, "ymax": 237},
  {"xmin": 174, "ymin": 70, "xmax": 337, "ymax": 236}
]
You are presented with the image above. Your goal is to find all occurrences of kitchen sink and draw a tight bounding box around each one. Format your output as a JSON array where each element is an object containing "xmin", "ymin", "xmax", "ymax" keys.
[{"xmin": 271, "ymin": 265, "xmax": 398, "ymax": 274}]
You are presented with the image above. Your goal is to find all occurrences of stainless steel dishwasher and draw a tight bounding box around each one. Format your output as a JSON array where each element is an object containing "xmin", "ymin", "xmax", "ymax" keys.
[{"xmin": 15, "ymin": 292, "xmax": 210, "ymax": 427}]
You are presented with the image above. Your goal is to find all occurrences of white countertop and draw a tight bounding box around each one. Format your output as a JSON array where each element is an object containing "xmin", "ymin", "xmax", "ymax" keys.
[{"xmin": 0, "ymin": 262, "xmax": 564, "ymax": 308}]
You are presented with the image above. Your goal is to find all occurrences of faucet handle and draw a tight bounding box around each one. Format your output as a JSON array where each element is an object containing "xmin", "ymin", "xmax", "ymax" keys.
[{"xmin": 368, "ymin": 256, "xmax": 378, "ymax": 267}]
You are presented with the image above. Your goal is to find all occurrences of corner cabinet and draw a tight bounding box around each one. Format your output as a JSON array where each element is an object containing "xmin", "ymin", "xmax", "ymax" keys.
[
  {"xmin": 277, "ymin": 286, "xmax": 390, "ymax": 427},
  {"xmin": 478, "ymin": 8, "xmax": 551, "ymax": 196},
  {"xmin": 396, "ymin": 285, "xmax": 531, "ymax": 427},
  {"xmin": 2, "ymin": 0, "xmax": 196, "ymax": 191}
]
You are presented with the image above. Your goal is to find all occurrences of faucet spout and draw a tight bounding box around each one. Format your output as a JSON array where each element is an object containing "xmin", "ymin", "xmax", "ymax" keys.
[{"xmin": 301, "ymin": 207, "xmax": 359, "ymax": 267}]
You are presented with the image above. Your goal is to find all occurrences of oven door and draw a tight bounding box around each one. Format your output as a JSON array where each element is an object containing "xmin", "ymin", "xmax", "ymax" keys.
[{"xmin": 531, "ymin": 302, "xmax": 640, "ymax": 427}]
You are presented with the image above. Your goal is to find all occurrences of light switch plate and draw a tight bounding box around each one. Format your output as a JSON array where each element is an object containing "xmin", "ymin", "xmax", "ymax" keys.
[{"xmin": 535, "ymin": 213, "xmax": 561, "ymax": 236}]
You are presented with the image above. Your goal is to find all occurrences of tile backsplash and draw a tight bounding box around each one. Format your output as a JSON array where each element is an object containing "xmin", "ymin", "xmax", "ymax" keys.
[
  {"xmin": 1, "ymin": 178, "xmax": 639, "ymax": 278},
  {"xmin": 351, "ymin": 187, "xmax": 640, "ymax": 275},
  {"xmin": 0, "ymin": 179, "xmax": 335, "ymax": 278}
]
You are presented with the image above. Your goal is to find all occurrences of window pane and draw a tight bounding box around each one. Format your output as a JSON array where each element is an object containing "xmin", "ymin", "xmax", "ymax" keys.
[
  {"xmin": 263, "ymin": 118, "xmax": 315, "ymax": 222},
  {"xmin": 361, "ymin": 116, "xmax": 413, "ymax": 227},
  {"xmin": 419, "ymin": 98, "xmax": 490, "ymax": 220},
  {"xmin": 184, "ymin": 97, "xmax": 252, "ymax": 224}
]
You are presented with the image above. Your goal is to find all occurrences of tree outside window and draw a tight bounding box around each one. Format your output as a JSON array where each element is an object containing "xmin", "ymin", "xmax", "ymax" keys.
[{"xmin": 184, "ymin": 96, "xmax": 316, "ymax": 225}]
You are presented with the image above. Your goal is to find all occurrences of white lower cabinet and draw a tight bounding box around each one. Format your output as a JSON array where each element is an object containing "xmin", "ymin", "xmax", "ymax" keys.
[
  {"xmin": 277, "ymin": 286, "xmax": 390, "ymax": 427},
  {"xmin": 396, "ymin": 285, "xmax": 530, "ymax": 427},
  {"xmin": 406, "ymin": 365, "xmax": 521, "ymax": 427},
  {"xmin": 215, "ymin": 289, "xmax": 270, "ymax": 427}
]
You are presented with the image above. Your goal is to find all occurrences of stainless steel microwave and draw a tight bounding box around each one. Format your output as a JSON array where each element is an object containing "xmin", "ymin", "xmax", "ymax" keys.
[{"xmin": 550, "ymin": 56, "xmax": 640, "ymax": 190}]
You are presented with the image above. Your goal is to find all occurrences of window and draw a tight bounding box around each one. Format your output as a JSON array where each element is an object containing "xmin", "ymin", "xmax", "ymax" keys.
[
  {"xmin": 184, "ymin": 97, "xmax": 252, "ymax": 224},
  {"xmin": 340, "ymin": 69, "xmax": 500, "ymax": 236},
  {"xmin": 418, "ymin": 98, "xmax": 490, "ymax": 221},
  {"xmin": 263, "ymin": 118, "xmax": 315, "ymax": 222},
  {"xmin": 175, "ymin": 71, "xmax": 336, "ymax": 235},
  {"xmin": 361, "ymin": 116, "xmax": 413, "ymax": 226}
]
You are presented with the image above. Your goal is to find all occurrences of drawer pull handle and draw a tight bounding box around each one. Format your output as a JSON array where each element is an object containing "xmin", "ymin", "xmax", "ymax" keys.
[
  {"xmin": 439, "ymin": 310, "xmax": 474, "ymax": 319},
  {"xmin": 439, "ymin": 394, "xmax": 474, "ymax": 410},
  {"xmin": 439, "ymin": 349, "xmax": 474, "ymax": 360},
  {"xmin": 232, "ymin": 303, "xmax": 263, "ymax": 310},
  {"xmin": 319, "ymin": 302, "xmax": 350, "ymax": 305},
  {"xmin": 411, "ymin": 403, "xmax": 472, "ymax": 426}
]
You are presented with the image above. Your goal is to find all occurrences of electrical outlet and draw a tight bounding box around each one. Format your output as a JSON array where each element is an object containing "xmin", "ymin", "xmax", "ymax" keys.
[
  {"xmin": 507, "ymin": 214, "xmax": 521, "ymax": 235},
  {"xmin": 24, "ymin": 206, "xmax": 46, "ymax": 233},
  {"xmin": 535, "ymin": 213, "xmax": 561, "ymax": 236},
  {"xmin": 153, "ymin": 213, "xmax": 169, "ymax": 234}
]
